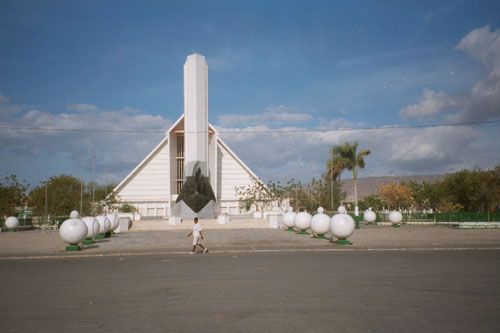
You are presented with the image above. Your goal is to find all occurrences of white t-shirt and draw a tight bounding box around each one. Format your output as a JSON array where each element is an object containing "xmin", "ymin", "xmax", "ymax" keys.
[{"xmin": 193, "ymin": 223, "xmax": 202, "ymax": 237}]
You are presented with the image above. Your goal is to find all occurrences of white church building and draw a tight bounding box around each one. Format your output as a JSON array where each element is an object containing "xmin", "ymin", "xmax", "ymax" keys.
[{"xmin": 113, "ymin": 54, "xmax": 258, "ymax": 218}]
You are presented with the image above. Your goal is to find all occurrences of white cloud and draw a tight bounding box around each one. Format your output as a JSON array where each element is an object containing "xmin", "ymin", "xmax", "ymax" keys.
[
  {"xmin": 0, "ymin": 106, "xmax": 172, "ymax": 185},
  {"xmin": 449, "ymin": 25, "xmax": 500, "ymax": 122},
  {"xmin": 326, "ymin": 118, "xmax": 354, "ymax": 129},
  {"xmin": 384, "ymin": 126, "xmax": 479, "ymax": 166},
  {"xmin": 400, "ymin": 25, "xmax": 500, "ymax": 122},
  {"xmin": 217, "ymin": 105, "xmax": 312, "ymax": 127},
  {"xmin": 400, "ymin": 88, "xmax": 455, "ymax": 119},
  {"xmin": 314, "ymin": 117, "xmax": 356, "ymax": 130},
  {"xmin": 217, "ymin": 123, "xmax": 497, "ymax": 183},
  {"xmin": 1, "ymin": 101, "xmax": 497, "ymax": 187},
  {"xmin": 455, "ymin": 25, "xmax": 500, "ymax": 75},
  {"xmin": 67, "ymin": 103, "xmax": 98, "ymax": 112},
  {"xmin": 0, "ymin": 92, "xmax": 10, "ymax": 103}
]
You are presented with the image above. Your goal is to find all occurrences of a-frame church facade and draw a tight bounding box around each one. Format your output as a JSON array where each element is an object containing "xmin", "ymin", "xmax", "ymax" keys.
[{"xmin": 113, "ymin": 54, "xmax": 258, "ymax": 218}]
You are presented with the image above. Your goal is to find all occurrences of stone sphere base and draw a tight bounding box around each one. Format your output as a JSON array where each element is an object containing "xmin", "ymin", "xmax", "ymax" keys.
[
  {"xmin": 65, "ymin": 244, "xmax": 81, "ymax": 251},
  {"xmin": 333, "ymin": 238, "xmax": 352, "ymax": 245}
]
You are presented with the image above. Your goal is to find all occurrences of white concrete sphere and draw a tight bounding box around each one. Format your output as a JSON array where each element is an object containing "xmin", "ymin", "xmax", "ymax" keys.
[
  {"xmin": 95, "ymin": 215, "xmax": 111, "ymax": 234},
  {"xmin": 310, "ymin": 213, "xmax": 330, "ymax": 235},
  {"xmin": 294, "ymin": 212, "xmax": 312, "ymax": 231},
  {"xmin": 81, "ymin": 217, "xmax": 100, "ymax": 238},
  {"xmin": 59, "ymin": 218, "xmax": 88, "ymax": 244},
  {"xmin": 70, "ymin": 210, "xmax": 79, "ymax": 218},
  {"xmin": 5, "ymin": 216, "xmax": 19, "ymax": 228},
  {"xmin": 282, "ymin": 212, "xmax": 297, "ymax": 228},
  {"xmin": 364, "ymin": 210, "xmax": 377, "ymax": 223},
  {"xmin": 106, "ymin": 214, "xmax": 119, "ymax": 230},
  {"xmin": 389, "ymin": 211, "xmax": 403, "ymax": 224},
  {"xmin": 337, "ymin": 206, "xmax": 347, "ymax": 214},
  {"xmin": 317, "ymin": 207, "xmax": 325, "ymax": 214},
  {"xmin": 330, "ymin": 214, "xmax": 355, "ymax": 239}
]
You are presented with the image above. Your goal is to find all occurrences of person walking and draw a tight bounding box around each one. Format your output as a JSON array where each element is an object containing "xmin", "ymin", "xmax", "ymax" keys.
[{"xmin": 187, "ymin": 217, "xmax": 208, "ymax": 254}]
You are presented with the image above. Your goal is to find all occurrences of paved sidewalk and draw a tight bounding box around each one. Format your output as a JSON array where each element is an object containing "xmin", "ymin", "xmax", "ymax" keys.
[
  {"xmin": 1, "ymin": 225, "xmax": 500, "ymax": 258},
  {"xmin": 128, "ymin": 217, "xmax": 270, "ymax": 231}
]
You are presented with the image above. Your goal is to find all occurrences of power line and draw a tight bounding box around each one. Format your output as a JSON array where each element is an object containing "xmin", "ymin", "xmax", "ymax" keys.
[
  {"xmin": 0, "ymin": 119, "xmax": 499, "ymax": 134},
  {"xmin": 0, "ymin": 126, "xmax": 165, "ymax": 134}
]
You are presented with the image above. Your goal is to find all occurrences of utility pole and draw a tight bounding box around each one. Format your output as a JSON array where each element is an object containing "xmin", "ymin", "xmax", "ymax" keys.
[
  {"xmin": 295, "ymin": 183, "xmax": 298, "ymax": 213},
  {"xmin": 92, "ymin": 156, "xmax": 95, "ymax": 215},
  {"xmin": 296, "ymin": 161, "xmax": 302, "ymax": 213},
  {"xmin": 330, "ymin": 148, "xmax": 333, "ymax": 211},
  {"xmin": 339, "ymin": 171, "xmax": 342, "ymax": 207},
  {"xmin": 319, "ymin": 181, "xmax": 321, "ymax": 209},
  {"xmin": 295, "ymin": 163, "xmax": 298, "ymax": 213},
  {"xmin": 80, "ymin": 150, "xmax": 84, "ymax": 215},
  {"xmin": 309, "ymin": 161, "xmax": 312, "ymax": 212},
  {"xmin": 284, "ymin": 176, "xmax": 287, "ymax": 209},
  {"xmin": 44, "ymin": 180, "xmax": 48, "ymax": 224},
  {"xmin": 105, "ymin": 160, "xmax": 108, "ymax": 213},
  {"xmin": 105, "ymin": 161, "xmax": 108, "ymax": 197}
]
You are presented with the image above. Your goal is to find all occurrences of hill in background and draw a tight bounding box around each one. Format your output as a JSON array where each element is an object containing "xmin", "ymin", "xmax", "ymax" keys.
[{"xmin": 341, "ymin": 174, "xmax": 445, "ymax": 202}]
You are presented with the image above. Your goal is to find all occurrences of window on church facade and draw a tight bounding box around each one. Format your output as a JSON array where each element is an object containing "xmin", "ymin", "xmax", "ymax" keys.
[{"xmin": 176, "ymin": 133, "xmax": 184, "ymax": 194}]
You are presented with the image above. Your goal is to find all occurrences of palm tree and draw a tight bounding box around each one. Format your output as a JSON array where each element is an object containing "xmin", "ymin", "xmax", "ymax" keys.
[{"xmin": 330, "ymin": 141, "xmax": 370, "ymax": 216}]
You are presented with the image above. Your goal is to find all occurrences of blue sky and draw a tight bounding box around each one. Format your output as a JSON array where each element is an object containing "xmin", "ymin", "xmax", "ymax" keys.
[{"xmin": 1, "ymin": 0, "xmax": 499, "ymax": 187}]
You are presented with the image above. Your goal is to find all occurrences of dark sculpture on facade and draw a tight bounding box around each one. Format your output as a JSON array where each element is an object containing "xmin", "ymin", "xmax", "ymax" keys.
[{"xmin": 176, "ymin": 167, "xmax": 216, "ymax": 213}]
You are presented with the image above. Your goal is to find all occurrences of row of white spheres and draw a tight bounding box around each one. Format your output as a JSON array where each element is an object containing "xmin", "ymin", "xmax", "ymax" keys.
[
  {"xmin": 362, "ymin": 209, "xmax": 402, "ymax": 224},
  {"xmin": 283, "ymin": 206, "xmax": 347, "ymax": 230},
  {"xmin": 282, "ymin": 207, "xmax": 355, "ymax": 238},
  {"xmin": 59, "ymin": 211, "xmax": 120, "ymax": 245}
]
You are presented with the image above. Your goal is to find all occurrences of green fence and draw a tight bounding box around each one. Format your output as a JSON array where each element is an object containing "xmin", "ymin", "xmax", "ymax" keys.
[
  {"xmin": 378, "ymin": 213, "xmax": 435, "ymax": 222},
  {"xmin": 434, "ymin": 212, "xmax": 500, "ymax": 222},
  {"xmin": 355, "ymin": 212, "xmax": 500, "ymax": 223}
]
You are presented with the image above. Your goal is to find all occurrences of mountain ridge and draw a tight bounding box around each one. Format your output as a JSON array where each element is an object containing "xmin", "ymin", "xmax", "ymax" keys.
[{"xmin": 340, "ymin": 174, "xmax": 445, "ymax": 201}]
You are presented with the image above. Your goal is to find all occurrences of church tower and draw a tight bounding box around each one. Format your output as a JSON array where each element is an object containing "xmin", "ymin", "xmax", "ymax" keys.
[
  {"xmin": 112, "ymin": 54, "xmax": 259, "ymax": 219},
  {"xmin": 173, "ymin": 54, "xmax": 216, "ymax": 218}
]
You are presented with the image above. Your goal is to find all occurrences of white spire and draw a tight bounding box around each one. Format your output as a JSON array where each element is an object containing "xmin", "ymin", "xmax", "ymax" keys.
[{"xmin": 183, "ymin": 53, "xmax": 209, "ymax": 176}]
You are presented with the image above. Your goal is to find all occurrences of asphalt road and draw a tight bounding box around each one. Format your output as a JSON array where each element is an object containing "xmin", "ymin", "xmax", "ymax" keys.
[{"xmin": 1, "ymin": 250, "xmax": 499, "ymax": 332}]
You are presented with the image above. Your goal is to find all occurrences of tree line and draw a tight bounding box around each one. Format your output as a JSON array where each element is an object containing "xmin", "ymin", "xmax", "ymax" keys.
[
  {"xmin": 362, "ymin": 165, "xmax": 500, "ymax": 212},
  {"xmin": 0, "ymin": 174, "xmax": 123, "ymax": 218}
]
